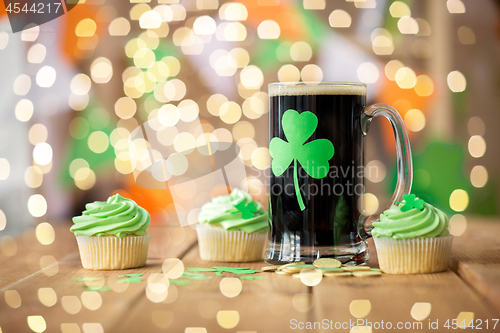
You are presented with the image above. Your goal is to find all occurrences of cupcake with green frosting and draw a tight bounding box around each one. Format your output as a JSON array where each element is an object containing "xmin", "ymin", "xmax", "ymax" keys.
[
  {"xmin": 71, "ymin": 193, "xmax": 150, "ymax": 270},
  {"xmin": 372, "ymin": 194, "xmax": 452, "ymax": 274},
  {"xmin": 197, "ymin": 188, "xmax": 269, "ymax": 262}
]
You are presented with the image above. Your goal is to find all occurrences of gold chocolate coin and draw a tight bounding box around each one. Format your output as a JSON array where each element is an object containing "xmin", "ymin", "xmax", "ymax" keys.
[
  {"xmin": 262, "ymin": 266, "xmax": 279, "ymax": 272},
  {"xmin": 313, "ymin": 258, "xmax": 342, "ymax": 269},
  {"xmin": 275, "ymin": 270, "xmax": 291, "ymax": 275},
  {"xmin": 324, "ymin": 272, "xmax": 352, "ymax": 277},
  {"xmin": 283, "ymin": 267, "xmax": 303, "ymax": 274},
  {"xmin": 278, "ymin": 262, "xmax": 305, "ymax": 270}
]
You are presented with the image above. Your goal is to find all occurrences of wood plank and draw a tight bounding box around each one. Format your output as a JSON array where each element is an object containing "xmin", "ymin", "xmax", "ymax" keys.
[
  {"xmin": 0, "ymin": 226, "xmax": 197, "ymax": 333},
  {"xmin": 457, "ymin": 262, "xmax": 500, "ymax": 312},
  {"xmin": 0, "ymin": 224, "xmax": 78, "ymax": 289}
]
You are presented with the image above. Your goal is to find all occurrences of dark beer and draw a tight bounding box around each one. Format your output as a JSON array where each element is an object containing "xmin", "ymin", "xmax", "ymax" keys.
[{"xmin": 266, "ymin": 83, "xmax": 368, "ymax": 264}]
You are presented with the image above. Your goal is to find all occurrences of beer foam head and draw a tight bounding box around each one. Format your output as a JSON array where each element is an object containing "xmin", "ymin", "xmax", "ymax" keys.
[{"xmin": 269, "ymin": 83, "xmax": 366, "ymax": 96}]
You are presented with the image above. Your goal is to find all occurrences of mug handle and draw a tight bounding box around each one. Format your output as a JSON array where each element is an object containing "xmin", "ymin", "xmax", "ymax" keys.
[{"xmin": 358, "ymin": 103, "xmax": 413, "ymax": 240}]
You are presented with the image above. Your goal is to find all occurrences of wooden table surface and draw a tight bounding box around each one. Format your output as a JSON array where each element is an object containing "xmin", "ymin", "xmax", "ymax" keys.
[{"xmin": 1, "ymin": 217, "xmax": 500, "ymax": 333}]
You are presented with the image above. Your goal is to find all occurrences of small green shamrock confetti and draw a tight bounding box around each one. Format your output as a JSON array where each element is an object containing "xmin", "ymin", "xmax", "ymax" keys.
[
  {"xmin": 234, "ymin": 201, "xmax": 257, "ymax": 219},
  {"xmin": 398, "ymin": 194, "xmax": 425, "ymax": 212},
  {"xmin": 73, "ymin": 277, "xmax": 101, "ymax": 282},
  {"xmin": 118, "ymin": 273, "xmax": 143, "ymax": 277},
  {"xmin": 87, "ymin": 286, "xmax": 111, "ymax": 292},
  {"xmin": 187, "ymin": 268, "xmax": 218, "ymax": 272},
  {"xmin": 240, "ymin": 276, "xmax": 266, "ymax": 280},
  {"xmin": 269, "ymin": 110, "xmax": 334, "ymax": 211},
  {"xmin": 169, "ymin": 280, "xmax": 191, "ymax": 285}
]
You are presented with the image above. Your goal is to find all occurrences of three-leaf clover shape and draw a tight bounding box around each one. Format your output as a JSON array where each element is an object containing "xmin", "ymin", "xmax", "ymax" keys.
[
  {"xmin": 397, "ymin": 194, "xmax": 425, "ymax": 212},
  {"xmin": 234, "ymin": 201, "xmax": 258, "ymax": 219},
  {"xmin": 269, "ymin": 109, "xmax": 334, "ymax": 211}
]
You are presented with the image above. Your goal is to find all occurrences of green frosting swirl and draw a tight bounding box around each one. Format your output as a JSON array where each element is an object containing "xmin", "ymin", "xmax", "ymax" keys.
[
  {"xmin": 71, "ymin": 194, "xmax": 150, "ymax": 238},
  {"xmin": 372, "ymin": 201, "xmax": 449, "ymax": 239},
  {"xmin": 198, "ymin": 188, "xmax": 268, "ymax": 233}
]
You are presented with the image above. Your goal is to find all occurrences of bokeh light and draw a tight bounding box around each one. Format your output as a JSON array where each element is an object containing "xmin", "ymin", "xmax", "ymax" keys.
[
  {"xmin": 366, "ymin": 160, "xmax": 386, "ymax": 183},
  {"xmin": 395, "ymin": 67, "xmax": 417, "ymax": 89},
  {"xmin": 299, "ymin": 268, "xmax": 322, "ymax": 286},
  {"xmin": 28, "ymin": 194, "xmax": 47, "ymax": 217},
  {"xmin": 29, "ymin": 124, "xmax": 48, "ymax": 145},
  {"xmin": 75, "ymin": 18, "xmax": 97, "ymax": 37},
  {"xmin": 0, "ymin": 158, "xmax": 10, "ymax": 181},
  {"xmin": 162, "ymin": 258, "xmax": 184, "ymax": 279},
  {"xmin": 91, "ymin": 57, "xmax": 113, "ymax": 84},
  {"xmin": 304, "ymin": 0, "xmax": 326, "ymax": 10},
  {"xmin": 0, "ymin": 31, "xmax": 9, "ymax": 50},
  {"xmin": 278, "ymin": 64, "xmax": 300, "ymax": 83},
  {"xmin": 25, "ymin": 166, "xmax": 43, "ymax": 188},
  {"xmin": 61, "ymin": 296, "xmax": 82, "ymax": 315},
  {"xmin": 410, "ymin": 302, "xmax": 431, "ymax": 321},
  {"xmin": 301, "ymin": 64, "xmax": 323, "ymax": 83},
  {"xmin": 219, "ymin": 278, "xmax": 242, "ymax": 298},
  {"xmin": 350, "ymin": 300, "xmax": 372, "ymax": 318},
  {"xmin": 109, "ymin": 17, "xmax": 131, "ymax": 36},
  {"xmin": 220, "ymin": 101, "xmax": 242, "ymax": 124},
  {"xmin": 385, "ymin": 60, "xmax": 404, "ymax": 80},
  {"xmin": 447, "ymin": 70, "xmax": 466, "ymax": 92},
  {"xmin": 389, "ymin": 1, "xmax": 411, "ymax": 17},
  {"xmin": 81, "ymin": 291, "xmax": 103, "ymax": 311},
  {"xmin": 4, "ymin": 290, "xmax": 21, "ymax": 309},
  {"xmin": 115, "ymin": 97, "xmax": 137, "ymax": 119},
  {"xmin": 0, "ymin": 209, "xmax": 6, "ymax": 231},
  {"xmin": 13, "ymin": 74, "xmax": 31, "ymax": 96},
  {"xmin": 467, "ymin": 117, "xmax": 485, "ymax": 136},
  {"xmin": 468, "ymin": 135, "xmax": 486, "ymax": 158},
  {"xmin": 15, "ymin": 99, "xmax": 34, "ymax": 123},
  {"xmin": 371, "ymin": 28, "xmax": 394, "ymax": 55},
  {"xmin": 216, "ymin": 311, "xmax": 240, "ymax": 329},
  {"xmin": 219, "ymin": 3, "xmax": 248, "ymax": 21},
  {"xmin": 35, "ymin": 222, "xmax": 55, "ymax": 245},
  {"xmin": 27, "ymin": 316, "xmax": 46, "ymax": 333},
  {"xmin": 447, "ymin": 0, "xmax": 466, "ymax": 14},
  {"xmin": 292, "ymin": 293, "xmax": 314, "ymax": 313},
  {"xmin": 38, "ymin": 288, "xmax": 57, "ymax": 307},
  {"xmin": 357, "ymin": 62, "xmax": 379, "ymax": 84},
  {"xmin": 194, "ymin": 16, "xmax": 217, "ymax": 35},
  {"xmin": 456, "ymin": 312, "xmax": 474, "ymax": 329},
  {"xmin": 398, "ymin": 17, "xmax": 419, "ymax": 34},
  {"xmin": 470, "ymin": 165, "xmax": 488, "ymax": 188},
  {"xmin": 358, "ymin": 193, "xmax": 379, "ymax": 215},
  {"xmin": 449, "ymin": 214, "xmax": 467, "ymax": 236},
  {"xmin": 404, "ymin": 109, "xmax": 426, "ymax": 132},
  {"xmin": 27, "ymin": 44, "xmax": 47, "ymax": 63},
  {"xmin": 258, "ymin": 20, "xmax": 280, "ymax": 39},
  {"xmin": 329, "ymin": 9, "xmax": 352, "ymax": 28},
  {"xmin": 414, "ymin": 75, "xmax": 434, "ymax": 96},
  {"xmin": 458, "ymin": 26, "xmax": 475, "ymax": 44}
]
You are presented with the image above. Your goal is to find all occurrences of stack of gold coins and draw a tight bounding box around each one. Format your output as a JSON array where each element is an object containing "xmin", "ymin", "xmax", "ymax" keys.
[{"xmin": 262, "ymin": 259, "xmax": 383, "ymax": 278}]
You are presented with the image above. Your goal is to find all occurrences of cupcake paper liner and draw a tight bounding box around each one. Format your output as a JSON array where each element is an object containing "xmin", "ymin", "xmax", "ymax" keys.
[
  {"xmin": 374, "ymin": 235, "xmax": 453, "ymax": 274},
  {"xmin": 76, "ymin": 234, "xmax": 149, "ymax": 270},
  {"xmin": 196, "ymin": 226, "xmax": 267, "ymax": 262}
]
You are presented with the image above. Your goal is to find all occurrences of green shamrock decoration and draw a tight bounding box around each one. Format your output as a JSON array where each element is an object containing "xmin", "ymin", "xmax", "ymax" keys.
[
  {"xmin": 269, "ymin": 109, "xmax": 334, "ymax": 210},
  {"xmin": 235, "ymin": 201, "xmax": 258, "ymax": 219},
  {"xmin": 396, "ymin": 194, "xmax": 425, "ymax": 212}
]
